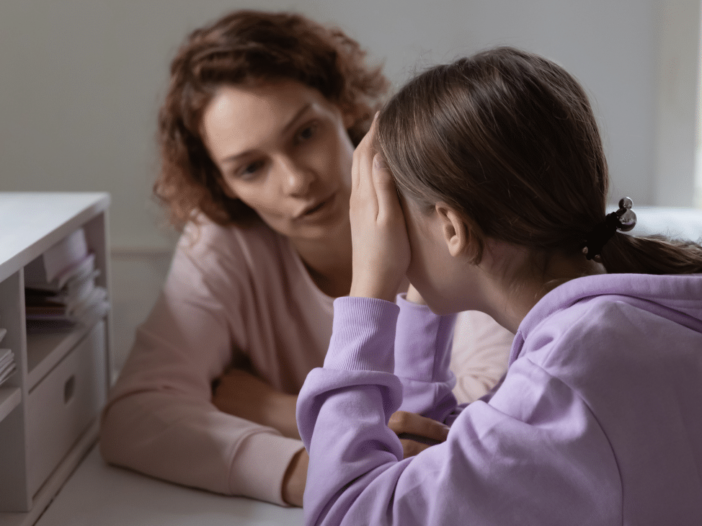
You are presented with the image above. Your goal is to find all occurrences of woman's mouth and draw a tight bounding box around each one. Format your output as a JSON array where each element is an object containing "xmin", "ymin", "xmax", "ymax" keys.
[{"xmin": 296, "ymin": 193, "xmax": 336, "ymax": 220}]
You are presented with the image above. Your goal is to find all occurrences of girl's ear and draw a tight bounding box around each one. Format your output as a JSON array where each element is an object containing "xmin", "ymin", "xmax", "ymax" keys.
[{"xmin": 435, "ymin": 203, "xmax": 469, "ymax": 257}]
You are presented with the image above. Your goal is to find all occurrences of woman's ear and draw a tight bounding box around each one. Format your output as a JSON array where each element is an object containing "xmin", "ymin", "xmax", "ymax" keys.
[{"xmin": 435, "ymin": 203, "xmax": 469, "ymax": 257}]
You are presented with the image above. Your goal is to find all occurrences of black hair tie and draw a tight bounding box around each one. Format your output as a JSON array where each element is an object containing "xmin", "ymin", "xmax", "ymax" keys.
[{"xmin": 582, "ymin": 197, "xmax": 637, "ymax": 260}]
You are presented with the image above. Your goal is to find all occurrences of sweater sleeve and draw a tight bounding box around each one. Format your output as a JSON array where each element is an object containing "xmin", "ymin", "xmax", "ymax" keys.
[
  {"xmin": 100, "ymin": 233, "xmax": 303, "ymax": 505},
  {"xmin": 297, "ymin": 297, "xmax": 622, "ymax": 526},
  {"xmin": 393, "ymin": 294, "xmax": 458, "ymax": 422}
]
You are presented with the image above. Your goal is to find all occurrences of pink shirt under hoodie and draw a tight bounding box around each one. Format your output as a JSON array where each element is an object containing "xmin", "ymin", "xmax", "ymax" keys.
[{"xmin": 99, "ymin": 218, "xmax": 513, "ymax": 505}]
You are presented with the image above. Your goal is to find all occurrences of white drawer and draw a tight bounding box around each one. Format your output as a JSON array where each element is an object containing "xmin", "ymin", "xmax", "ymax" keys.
[{"xmin": 26, "ymin": 321, "xmax": 107, "ymax": 497}]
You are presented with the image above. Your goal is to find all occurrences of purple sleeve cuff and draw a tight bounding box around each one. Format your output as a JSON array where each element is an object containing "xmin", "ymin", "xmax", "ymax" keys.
[
  {"xmin": 394, "ymin": 294, "xmax": 457, "ymax": 382},
  {"xmin": 323, "ymin": 297, "xmax": 399, "ymax": 373}
]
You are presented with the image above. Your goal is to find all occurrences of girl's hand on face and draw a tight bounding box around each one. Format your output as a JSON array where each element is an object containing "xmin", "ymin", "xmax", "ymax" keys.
[{"xmin": 349, "ymin": 114, "xmax": 411, "ymax": 302}]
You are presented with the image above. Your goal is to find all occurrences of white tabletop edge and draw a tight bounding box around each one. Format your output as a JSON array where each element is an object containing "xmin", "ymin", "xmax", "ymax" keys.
[{"xmin": 0, "ymin": 193, "xmax": 110, "ymax": 283}]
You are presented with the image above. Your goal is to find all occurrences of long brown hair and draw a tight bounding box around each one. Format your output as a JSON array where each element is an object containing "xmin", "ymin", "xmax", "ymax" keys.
[
  {"xmin": 156, "ymin": 10, "xmax": 388, "ymax": 228},
  {"xmin": 376, "ymin": 47, "xmax": 702, "ymax": 275}
]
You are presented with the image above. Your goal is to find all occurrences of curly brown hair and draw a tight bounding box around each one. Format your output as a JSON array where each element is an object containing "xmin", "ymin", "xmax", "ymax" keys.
[{"xmin": 155, "ymin": 10, "xmax": 389, "ymax": 229}]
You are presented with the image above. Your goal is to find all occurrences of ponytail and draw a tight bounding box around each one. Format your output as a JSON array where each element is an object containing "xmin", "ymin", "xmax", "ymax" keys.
[{"xmin": 601, "ymin": 234, "xmax": 702, "ymax": 275}]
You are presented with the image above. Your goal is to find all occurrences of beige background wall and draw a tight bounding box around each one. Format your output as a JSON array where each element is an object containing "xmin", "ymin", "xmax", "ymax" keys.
[{"xmin": 0, "ymin": 0, "xmax": 699, "ymax": 368}]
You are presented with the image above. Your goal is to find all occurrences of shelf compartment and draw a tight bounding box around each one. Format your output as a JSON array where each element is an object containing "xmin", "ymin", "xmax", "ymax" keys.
[
  {"xmin": 0, "ymin": 193, "xmax": 112, "ymax": 519},
  {"xmin": 0, "ymin": 387, "xmax": 21, "ymax": 423},
  {"xmin": 26, "ymin": 313, "xmax": 105, "ymax": 391},
  {"xmin": 26, "ymin": 321, "xmax": 106, "ymax": 497}
]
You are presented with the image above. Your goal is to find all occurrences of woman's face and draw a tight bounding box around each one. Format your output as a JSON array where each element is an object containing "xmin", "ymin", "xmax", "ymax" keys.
[{"xmin": 201, "ymin": 79, "xmax": 355, "ymax": 243}]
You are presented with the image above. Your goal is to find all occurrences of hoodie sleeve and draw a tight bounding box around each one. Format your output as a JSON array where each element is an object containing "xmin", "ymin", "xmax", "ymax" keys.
[
  {"xmin": 296, "ymin": 297, "xmax": 622, "ymax": 526},
  {"xmin": 392, "ymin": 294, "xmax": 459, "ymax": 422}
]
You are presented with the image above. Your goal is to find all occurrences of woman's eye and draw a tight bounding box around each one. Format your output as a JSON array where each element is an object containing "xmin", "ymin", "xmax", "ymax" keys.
[
  {"xmin": 296, "ymin": 122, "xmax": 318, "ymax": 143},
  {"xmin": 238, "ymin": 161, "xmax": 263, "ymax": 178}
]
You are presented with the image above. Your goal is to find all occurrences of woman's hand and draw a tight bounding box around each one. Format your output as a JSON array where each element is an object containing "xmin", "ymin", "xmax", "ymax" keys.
[
  {"xmin": 349, "ymin": 114, "xmax": 411, "ymax": 302},
  {"xmin": 282, "ymin": 448, "xmax": 308, "ymax": 507},
  {"xmin": 388, "ymin": 411, "xmax": 450, "ymax": 458},
  {"xmin": 212, "ymin": 368, "xmax": 300, "ymax": 440}
]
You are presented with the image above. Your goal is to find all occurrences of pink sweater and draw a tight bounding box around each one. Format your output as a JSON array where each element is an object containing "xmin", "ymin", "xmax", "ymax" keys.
[{"xmin": 100, "ymin": 218, "xmax": 513, "ymax": 505}]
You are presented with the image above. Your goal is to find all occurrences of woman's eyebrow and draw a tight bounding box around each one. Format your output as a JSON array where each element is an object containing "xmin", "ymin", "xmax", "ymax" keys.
[
  {"xmin": 221, "ymin": 102, "xmax": 313, "ymax": 166},
  {"xmin": 279, "ymin": 102, "xmax": 313, "ymax": 135}
]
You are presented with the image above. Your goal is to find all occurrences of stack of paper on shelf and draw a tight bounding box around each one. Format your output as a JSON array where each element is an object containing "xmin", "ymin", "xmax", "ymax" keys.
[
  {"xmin": 0, "ymin": 328, "xmax": 15, "ymax": 386},
  {"xmin": 24, "ymin": 228, "xmax": 109, "ymax": 333}
]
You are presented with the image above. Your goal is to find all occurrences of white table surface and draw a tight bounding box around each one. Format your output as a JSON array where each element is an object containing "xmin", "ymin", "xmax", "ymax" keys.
[{"xmin": 35, "ymin": 444, "xmax": 304, "ymax": 526}]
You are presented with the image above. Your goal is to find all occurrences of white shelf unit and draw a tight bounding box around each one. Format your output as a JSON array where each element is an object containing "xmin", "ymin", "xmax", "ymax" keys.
[{"xmin": 0, "ymin": 193, "xmax": 112, "ymax": 526}]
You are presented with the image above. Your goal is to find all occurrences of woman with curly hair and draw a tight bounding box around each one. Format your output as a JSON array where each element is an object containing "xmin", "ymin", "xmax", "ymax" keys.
[{"xmin": 100, "ymin": 10, "xmax": 512, "ymax": 507}]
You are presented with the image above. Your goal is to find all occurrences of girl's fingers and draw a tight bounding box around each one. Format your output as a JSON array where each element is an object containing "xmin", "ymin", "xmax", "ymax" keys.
[
  {"xmin": 372, "ymin": 154, "xmax": 401, "ymax": 219},
  {"xmin": 360, "ymin": 140, "xmax": 378, "ymax": 211},
  {"xmin": 351, "ymin": 113, "xmax": 379, "ymax": 193},
  {"xmin": 348, "ymin": 111, "xmax": 410, "ymax": 301},
  {"xmin": 351, "ymin": 115, "xmax": 380, "ymax": 212},
  {"xmin": 388, "ymin": 411, "xmax": 450, "ymax": 444}
]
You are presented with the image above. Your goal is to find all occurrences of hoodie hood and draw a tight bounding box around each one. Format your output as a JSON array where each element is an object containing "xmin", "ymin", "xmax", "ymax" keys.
[{"xmin": 511, "ymin": 273, "xmax": 702, "ymax": 365}]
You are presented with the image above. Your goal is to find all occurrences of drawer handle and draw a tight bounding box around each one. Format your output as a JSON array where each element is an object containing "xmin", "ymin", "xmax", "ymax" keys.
[{"xmin": 64, "ymin": 375, "xmax": 76, "ymax": 404}]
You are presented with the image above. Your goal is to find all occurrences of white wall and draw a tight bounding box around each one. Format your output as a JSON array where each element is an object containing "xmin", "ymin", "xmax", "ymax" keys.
[
  {"xmin": 654, "ymin": 0, "xmax": 701, "ymax": 208},
  {"xmin": 109, "ymin": 252, "xmax": 172, "ymax": 372},
  {"xmin": 0, "ymin": 0, "xmax": 698, "ymax": 364}
]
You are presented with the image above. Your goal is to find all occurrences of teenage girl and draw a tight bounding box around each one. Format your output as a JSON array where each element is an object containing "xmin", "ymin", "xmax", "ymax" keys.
[
  {"xmin": 297, "ymin": 47, "xmax": 702, "ymax": 524},
  {"xmin": 99, "ymin": 11, "xmax": 513, "ymax": 507}
]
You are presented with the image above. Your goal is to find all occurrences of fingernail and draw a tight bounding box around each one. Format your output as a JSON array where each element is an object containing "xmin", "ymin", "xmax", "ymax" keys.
[{"xmin": 373, "ymin": 155, "xmax": 386, "ymax": 170}]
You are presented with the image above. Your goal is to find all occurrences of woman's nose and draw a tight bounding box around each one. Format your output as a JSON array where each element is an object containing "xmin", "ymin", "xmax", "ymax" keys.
[{"xmin": 279, "ymin": 159, "xmax": 315, "ymax": 196}]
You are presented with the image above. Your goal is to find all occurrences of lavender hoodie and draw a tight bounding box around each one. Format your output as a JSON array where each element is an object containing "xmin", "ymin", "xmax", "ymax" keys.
[{"xmin": 297, "ymin": 274, "xmax": 702, "ymax": 525}]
